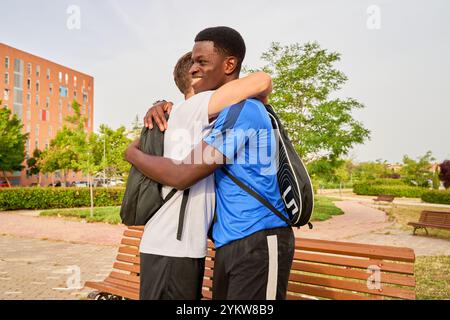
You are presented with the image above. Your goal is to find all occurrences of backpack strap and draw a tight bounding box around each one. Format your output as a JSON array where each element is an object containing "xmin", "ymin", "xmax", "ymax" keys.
[
  {"xmin": 163, "ymin": 188, "xmax": 178, "ymax": 203},
  {"xmin": 176, "ymin": 189, "xmax": 190, "ymax": 241},
  {"xmin": 220, "ymin": 167, "xmax": 292, "ymax": 227}
]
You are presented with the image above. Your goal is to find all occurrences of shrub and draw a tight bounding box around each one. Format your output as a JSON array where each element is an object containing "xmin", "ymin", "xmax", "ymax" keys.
[
  {"xmin": 0, "ymin": 187, "xmax": 125, "ymax": 210},
  {"xmin": 360, "ymin": 178, "xmax": 407, "ymax": 186},
  {"xmin": 421, "ymin": 190, "xmax": 450, "ymax": 205},
  {"xmin": 353, "ymin": 183, "xmax": 426, "ymax": 198}
]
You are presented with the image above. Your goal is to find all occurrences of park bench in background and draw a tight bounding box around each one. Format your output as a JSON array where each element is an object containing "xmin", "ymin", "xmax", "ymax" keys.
[
  {"xmin": 86, "ymin": 227, "xmax": 416, "ymax": 300},
  {"xmin": 373, "ymin": 195, "xmax": 395, "ymax": 203},
  {"xmin": 407, "ymin": 210, "xmax": 450, "ymax": 235}
]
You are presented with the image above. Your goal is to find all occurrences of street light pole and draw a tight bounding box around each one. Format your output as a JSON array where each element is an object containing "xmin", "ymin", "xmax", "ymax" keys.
[{"xmin": 103, "ymin": 135, "xmax": 107, "ymax": 187}]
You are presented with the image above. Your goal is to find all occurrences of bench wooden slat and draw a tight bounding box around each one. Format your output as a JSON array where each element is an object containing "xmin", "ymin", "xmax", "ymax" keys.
[
  {"xmin": 202, "ymin": 289, "xmax": 212, "ymax": 300},
  {"xmin": 121, "ymin": 238, "xmax": 141, "ymax": 248},
  {"xmin": 104, "ymin": 277, "xmax": 140, "ymax": 290},
  {"xmin": 205, "ymin": 259, "xmax": 214, "ymax": 269},
  {"xmin": 296, "ymin": 238, "xmax": 415, "ymax": 262},
  {"xmin": 289, "ymin": 273, "xmax": 415, "ymax": 300},
  {"xmin": 204, "ymin": 269, "xmax": 213, "ymax": 278},
  {"xmin": 85, "ymin": 281, "xmax": 139, "ymax": 300},
  {"xmin": 117, "ymin": 254, "xmax": 140, "ymax": 265},
  {"xmin": 109, "ymin": 271, "xmax": 140, "ymax": 284},
  {"xmin": 202, "ymin": 279, "xmax": 213, "ymax": 288},
  {"xmin": 118, "ymin": 246, "xmax": 140, "ymax": 256},
  {"xmin": 287, "ymin": 283, "xmax": 380, "ymax": 300},
  {"xmin": 123, "ymin": 229, "xmax": 144, "ymax": 239},
  {"xmin": 113, "ymin": 262, "xmax": 140, "ymax": 274},
  {"xmin": 295, "ymin": 251, "xmax": 414, "ymax": 275},
  {"xmin": 128, "ymin": 226, "xmax": 145, "ymax": 231},
  {"xmin": 291, "ymin": 261, "xmax": 415, "ymax": 287}
]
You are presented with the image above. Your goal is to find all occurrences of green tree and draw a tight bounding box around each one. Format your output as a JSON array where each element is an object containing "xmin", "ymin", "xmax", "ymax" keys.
[
  {"xmin": 26, "ymin": 148, "xmax": 42, "ymax": 185},
  {"xmin": 246, "ymin": 42, "xmax": 370, "ymax": 162},
  {"xmin": 96, "ymin": 125, "xmax": 131, "ymax": 180},
  {"xmin": 401, "ymin": 151, "xmax": 435, "ymax": 187},
  {"xmin": 352, "ymin": 160, "xmax": 390, "ymax": 182},
  {"xmin": 0, "ymin": 101, "xmax": 28, "ymax": 187}
]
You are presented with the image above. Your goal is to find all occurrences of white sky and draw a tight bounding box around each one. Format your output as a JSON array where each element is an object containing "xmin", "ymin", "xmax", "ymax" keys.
[{"xmin": 1, "ymin": 0, "xmax": 449, "ymax": 163}]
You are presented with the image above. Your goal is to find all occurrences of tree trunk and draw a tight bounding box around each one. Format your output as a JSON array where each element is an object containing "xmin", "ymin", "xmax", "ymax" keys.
[{"xmin": 2, "ymin": 171, "xmax": 12, "ymax": 188}]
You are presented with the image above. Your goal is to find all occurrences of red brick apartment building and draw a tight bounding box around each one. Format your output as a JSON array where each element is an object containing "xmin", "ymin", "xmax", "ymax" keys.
[{"xmin": 0, "ymin": 43, "xmax": 94, "ymax": 186}]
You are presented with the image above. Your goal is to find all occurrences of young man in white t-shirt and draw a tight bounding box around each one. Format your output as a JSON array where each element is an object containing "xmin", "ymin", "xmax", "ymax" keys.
[{"xmin": 137, "ymin": 52, "xmax": 272, "ymax": 300}]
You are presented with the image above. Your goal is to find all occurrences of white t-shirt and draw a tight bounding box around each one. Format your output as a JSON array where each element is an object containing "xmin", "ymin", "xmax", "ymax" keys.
[{"xmin": 139, "ymin": 91, "xmax": 215, "ymax": 258}]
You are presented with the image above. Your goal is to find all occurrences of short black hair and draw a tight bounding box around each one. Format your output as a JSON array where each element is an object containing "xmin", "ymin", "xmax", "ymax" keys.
[
  {"xmin": 194, "ymin": 26, "xmax": 246, "ymax": 75},
  {"xmin": 173, "ymin": 52, "xmax": 193, "ymax": 95}
]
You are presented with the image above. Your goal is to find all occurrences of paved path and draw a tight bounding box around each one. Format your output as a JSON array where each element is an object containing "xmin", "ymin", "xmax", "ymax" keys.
[
  {"xmin": 0, "ymin": 234, "xmax": 117, "ymax": 300},
  {"xmin": 0, "ymin": 211, "xmax": 124, "ymax": 299},
  {"xmin": 295, "ymin": 200, "xmax": 450, "ymax": 256},
  {"xmin": 0, "ymin": 211, "xmax": 125, "ymax": 246},
  {"xmin": 294, "ymin": 200, "xmax": 394, "ymax": 240}
]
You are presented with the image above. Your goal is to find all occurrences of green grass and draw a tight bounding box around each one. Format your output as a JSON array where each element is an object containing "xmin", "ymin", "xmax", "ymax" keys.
[
  {"xmin": 416, "ymin": 255, "xmax": 450, "ymax": 300},
  {"xmin": 311, "ymin": 196, "xmax": 344, "ymax": 221},
  {"xmin": 40, "ymin": 196, "xmax": 343, "ymax": 224},
  {"xmin": 40, "ymin": 206, "xmax": 121, "ymax": 224}
]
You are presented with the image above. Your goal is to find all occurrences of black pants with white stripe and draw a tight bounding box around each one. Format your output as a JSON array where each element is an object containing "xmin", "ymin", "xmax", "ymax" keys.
[{"xmin": 212, "ymin": 227, "xmax": 295, "ymax": 300}]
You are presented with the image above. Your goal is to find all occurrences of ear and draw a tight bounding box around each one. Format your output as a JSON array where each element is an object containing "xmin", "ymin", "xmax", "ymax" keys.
[{"xmin": 223, "ymin": 56, "xmax": 238, "ymax": 76}]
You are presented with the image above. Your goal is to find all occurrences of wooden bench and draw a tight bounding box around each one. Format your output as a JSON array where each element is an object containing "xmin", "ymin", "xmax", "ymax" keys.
[
  {"xmin": 407, "ymin": 210, "xmax": 450, "ymax": 235},
  {"xmin": 85, "ymin": 226, "xmax": 143, "ymax": 300},
  {"xmin": 373, "ymin": 195, "xmax": 395, "ymax": 203},
  {"xmin": 86, "ymin": 227, "xmax": 416, "ymax": 300}
]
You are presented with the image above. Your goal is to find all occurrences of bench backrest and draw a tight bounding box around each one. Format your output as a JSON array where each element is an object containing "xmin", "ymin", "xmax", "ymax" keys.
[
  {"xmin": 114, "ymin": 227, "xmax": 415, "ymax": 300},
  {"xmin": 375, "ymin": 195, "xmax": 395, "ymax": 202},
  {"xmin": 101, "ymin": 226, "xmax": 143, "ymax": 299},
  {"xmin": 286, "ymin": 238, "xmax": 415, "ymax": 300},
  {"xmin": 419, "ymin": 211, "xmax": 450, "ymax": 226},
  {"xmin": 202, "ymin": 238, "xmax": 415, "ymax": 300}
]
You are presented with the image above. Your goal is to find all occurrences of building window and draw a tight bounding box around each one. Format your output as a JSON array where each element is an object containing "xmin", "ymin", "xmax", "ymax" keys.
[
  {"xmin": 5, "ymin": 57, "xmax": 9, "ymax": 69},
  {"xmin": 36, "ymin": 80, "xmax": 40, "ymax": 92},
  {"xmin": 49, "ymin": 83, "xmax": 53, "ymax": 94},
  {"xmin": 27, "ymin": 93, "xmax": 31, "ymax": 104},
  {"xmin": 65, "ymin": 73, "xmax": 68, "ymax": 85},
  {"xmin": 36, "ymin": 95, "xmax": 39, "ymax": 106},
  {"xmin": 83, "ymin": 93, "xmax": 88, "ymax": 104},
  {"xmin": 36, "ymin": 65, "xmax": 40, "ymax": 77},
  {"xmin": 73, "ymin": 75, "xmax": 77, "ymax": 87},
  {"xmin": 67, "ymin": 102, "xmax": 71, "ymax": 112},
  {"xmin": 74, "ymin": 91, "xmax": 77, "ymax": 98},
  {"xmin": 35, "ymin": 140, "xmax": 39, "ymax": 150},
  {"xmin": 27, "ymin": 78, "xmax": 31, "ymax": 90},
  {"xmin": 26, "ymin": 109, "xmax": 31, "ymax": 121},
  {"xmin": 35, "ymin": 124, "xmax": 39, "ymax": 138},
  {"xmin": 41, "ymin": 109, "xmax": 47, "ymax": 121},
  {"xmin": 3, "ymin": 89, "xmax": 9, "ymax": 101},
  {"xmin": 48, "ymin": 125, "xmax": 52, "ymax": 137},
  {"xmin": 46, "ymin": 68, "xmax": 50, "ymax": 80},
  {"xmin": 4, "ymin": 72, "xmax": 8, "ymax": 85},
  {"xmin": 58, "ymin": 72, "xmax": 62, "ymax": 83},
  {"xmin": 27, "ymin": 63, "xmax": 32, "ymax": 76},
  {"xmin": 46, "ymin": 97, "xmax": 50, "ymax": 108},
  {"xmin": 59, "ymin": 86, "xmax": 68, "ymax": 97}
]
